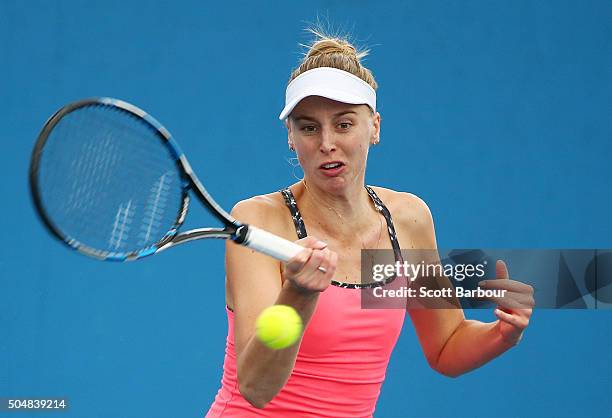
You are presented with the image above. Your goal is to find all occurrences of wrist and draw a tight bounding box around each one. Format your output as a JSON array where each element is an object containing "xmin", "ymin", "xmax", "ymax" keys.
[
  {"xmin": 280, "ymin": 279, "xmax": 319, "ymax": 306},
  {"xmin": 282, "ymin": 279, "xmax": 319, "ymax": 299},
  {"xmin": 497, "ymin": 322, "xmax": 523, "ymax": 347}
]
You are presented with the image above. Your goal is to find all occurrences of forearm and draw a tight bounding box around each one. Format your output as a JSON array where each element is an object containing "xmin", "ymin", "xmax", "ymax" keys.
[
  {"xmin": 237, "ymin": 282, "xmax": 318, "ymax": 408},
  {"xmin": 435, "ymin": 319, "xmax": 517, "ymax": 378}
]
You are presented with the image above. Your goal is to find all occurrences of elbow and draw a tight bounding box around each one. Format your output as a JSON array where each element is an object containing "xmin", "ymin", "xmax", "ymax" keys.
[
  {"xmin": 240, "ymin": 390, "xmax": 268, "ymax": 409},
  {"xmin": 432, "ymin": 365, "xmax": 462, "ymax": 378},
  {"xmin": 236, "ymin": 348, "xmax": 288, "ymax": 408},
  {"xmin": 238, "ymin": 380, "xmax": 274, "ymax": 409},
  {"xmin": 237, "ymin": 357, "xmax": 276, "ymax": 409},
  {"xmin": 428, "ymin": 356, "xmax": 462, "ymax": 379}
]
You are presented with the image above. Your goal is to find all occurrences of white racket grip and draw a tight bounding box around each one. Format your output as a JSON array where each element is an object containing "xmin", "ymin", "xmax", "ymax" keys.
[{"xmin": 243, "ymin": 226, "xmax": 304, "ymax": 262}]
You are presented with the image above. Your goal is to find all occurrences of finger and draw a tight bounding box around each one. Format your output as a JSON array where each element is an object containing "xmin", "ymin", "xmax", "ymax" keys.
[
  {"xmin": 478, "ymin": 279, "xmax": 534, "ymax": 294},
  {"xmin": 473, "ymin": 289, "xmax": 530, "ymax": 309},
  {"xmin": 478, "ymin": 283, "xmax": 535, "ymax": 308},
  {"xmin": 316, "ymin": 248, "xmax": 332, "ymax": 278},
  {"xmin": 496, "ymin": 259, "xmax": 509, "ymax": 279},
  {"xmin": 299, "ymin": 248, "xmax": 326, "ymax": 279},
  {"xmin": 285, "ymin": 247, "xmax": 313, "ymax": 274},
  {"xmin": 508, "ymin": 307, "xmax": 533, "ymax": 321},
  {"xmin": 494, "ymin": 308, "xmax": 528, "ymax": 329},
  {"xmin": 479, "ymin": 293, "xmax": 534, "ymax": 310},
  {"xmin": 510, "ymin": 293, "xmax": 535, "ymax": 309},
  {"xmin": 300, "ymin": 249, "xmax": 333, "ymax": 292}
]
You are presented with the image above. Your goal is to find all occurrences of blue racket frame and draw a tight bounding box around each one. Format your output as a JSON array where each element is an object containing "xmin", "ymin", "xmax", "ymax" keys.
[{"xmin": 29, "ymin": 97, "xmax": 245, "ymax": 261}]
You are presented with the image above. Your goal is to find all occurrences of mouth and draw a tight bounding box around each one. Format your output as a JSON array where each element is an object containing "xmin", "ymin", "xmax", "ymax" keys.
[
  {"xmin": 318, "ymin": 161, "xmax": 346, "ymax": 176},
  {"xmin": 319, "ymin": 161, "xmax": 345, "ymax": 170}
]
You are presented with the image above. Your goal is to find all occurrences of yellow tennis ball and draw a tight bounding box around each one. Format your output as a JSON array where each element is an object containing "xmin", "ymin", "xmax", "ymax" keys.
[{"xmin": 255, "ymin": 305, "xmax": 303, "ymax": 350}]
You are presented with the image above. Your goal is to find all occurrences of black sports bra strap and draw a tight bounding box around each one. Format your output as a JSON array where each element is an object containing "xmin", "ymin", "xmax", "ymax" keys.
[
  {"xmin": 364, "ymin": 186, "xmax": 404, "ymax": 263},
  {"xmin": 279, "ymin": 188, "xmax": 307, "ymax": 239}
]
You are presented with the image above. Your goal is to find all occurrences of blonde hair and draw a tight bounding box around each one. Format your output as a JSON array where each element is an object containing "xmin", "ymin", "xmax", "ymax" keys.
[{"xmin": 288, "ymin": 28, "xmax": 378, "ymax": 91}]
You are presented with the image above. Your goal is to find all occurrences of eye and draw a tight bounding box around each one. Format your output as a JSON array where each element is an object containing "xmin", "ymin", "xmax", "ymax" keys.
[
  {"xmin": 301, "ymin": 125, "xmax": 317, "ymax": 133},
  {"xmin": 338, "ymin": 122, "xmax": 352, "ymax": 130}
]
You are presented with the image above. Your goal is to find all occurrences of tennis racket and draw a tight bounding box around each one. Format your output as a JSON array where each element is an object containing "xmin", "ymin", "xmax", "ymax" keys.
[{"xmin": 29, "ymin": 97, "xmax": 304, "ymax": 262}]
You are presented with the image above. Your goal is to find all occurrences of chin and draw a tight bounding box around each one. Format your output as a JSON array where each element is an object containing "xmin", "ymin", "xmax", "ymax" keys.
[{"xmin": 318, "ymin": 176, "xmax": 351, "ymax": 194}]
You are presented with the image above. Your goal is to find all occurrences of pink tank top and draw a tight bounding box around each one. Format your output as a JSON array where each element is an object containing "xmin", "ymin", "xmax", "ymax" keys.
[{"xmin": 206, "ymin": 187, "xmax": 406, "ymax": 417}]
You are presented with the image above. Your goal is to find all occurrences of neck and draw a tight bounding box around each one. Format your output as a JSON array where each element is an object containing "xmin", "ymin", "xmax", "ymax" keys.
[{"xmin": 300, "ymin": 178, "xmax": 373, "ymax": 231}]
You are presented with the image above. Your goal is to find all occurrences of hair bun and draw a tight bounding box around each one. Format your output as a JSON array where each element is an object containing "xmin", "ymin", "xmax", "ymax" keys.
[
  {"xmin": 288, "ymin": 27, "xmax": 378, "ymax": 91},
  {"xmin": 306, "ymin": 39, "xmax": 359, "ymax": 60}
]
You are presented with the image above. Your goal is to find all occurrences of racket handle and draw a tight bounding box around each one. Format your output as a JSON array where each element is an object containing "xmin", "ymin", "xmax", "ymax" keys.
[{"xmin": 241, "ymin": 225, "xmax": 304, "ymax": 262}]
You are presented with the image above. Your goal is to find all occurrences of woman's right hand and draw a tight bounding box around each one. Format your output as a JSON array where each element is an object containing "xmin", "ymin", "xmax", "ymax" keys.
[{"xmin": 282, "ymin": 236, "xmax": 338, "ymax": 294}]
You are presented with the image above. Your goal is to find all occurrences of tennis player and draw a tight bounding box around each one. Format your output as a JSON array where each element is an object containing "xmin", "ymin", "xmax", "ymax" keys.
[{"xmin": 206, "ymin": 30, "xmax": 534, "ymax": 418}]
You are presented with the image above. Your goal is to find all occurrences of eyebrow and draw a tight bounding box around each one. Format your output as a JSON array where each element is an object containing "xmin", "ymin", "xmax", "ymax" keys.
[{"xmin": 291, "ymin": 110, "xmax": 358, "ymax": 123}]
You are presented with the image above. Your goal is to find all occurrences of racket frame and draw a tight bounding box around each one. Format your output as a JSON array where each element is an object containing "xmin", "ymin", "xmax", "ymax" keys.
[{"xmin": 29, "ymin": 97, "xmax": 245, "ymax": 261}]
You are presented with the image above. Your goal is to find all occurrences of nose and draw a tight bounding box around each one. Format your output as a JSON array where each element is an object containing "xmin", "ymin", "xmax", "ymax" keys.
[{"xmin": 319, "ymin": 128, "xmax": 336, "ymax": 154}]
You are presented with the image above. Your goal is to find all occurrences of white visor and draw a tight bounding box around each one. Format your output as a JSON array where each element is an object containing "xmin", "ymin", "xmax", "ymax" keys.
[{"xmin": 278, "ymin": 67, "xmax": 376, "ymax": 120}]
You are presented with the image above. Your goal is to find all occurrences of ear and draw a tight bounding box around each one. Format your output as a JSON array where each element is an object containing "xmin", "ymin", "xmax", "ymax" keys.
[
  {"xmin": 370, "ymin": 112, "xmax": 381, "ymax": 145},
  {"xmin": 285, "ymin": 118, "xmax": 295, "ymax": 150}
]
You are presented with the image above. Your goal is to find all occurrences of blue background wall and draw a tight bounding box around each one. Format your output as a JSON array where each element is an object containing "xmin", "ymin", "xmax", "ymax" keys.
[{"xmin": 1, "ymin": 1, "xmax": 611, "ymax": 417}]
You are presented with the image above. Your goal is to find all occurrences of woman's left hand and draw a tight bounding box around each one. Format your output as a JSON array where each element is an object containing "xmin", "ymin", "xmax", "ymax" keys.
[{"xmin": 478, "ymin": 260, "xmax": 535, "ymax": 346}]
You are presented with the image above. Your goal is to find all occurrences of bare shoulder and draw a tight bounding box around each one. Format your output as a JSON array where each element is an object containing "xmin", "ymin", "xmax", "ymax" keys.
[
  {"xmin": 369, "ymin": 186, "xmax": 436, "ymax": 248},
  {"xmin": 369, "ymin": 186, "xmax": 433, "ymax": 224},
  {"xmin": 231, "ymin": 191, "xmax": 293, "ymax": 238}
]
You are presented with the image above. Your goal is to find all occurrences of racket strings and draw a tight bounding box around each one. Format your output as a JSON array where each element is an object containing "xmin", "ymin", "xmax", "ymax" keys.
[{"xmin": 37, "ymin": 105, "xmax": 185, "ymax": 256}]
